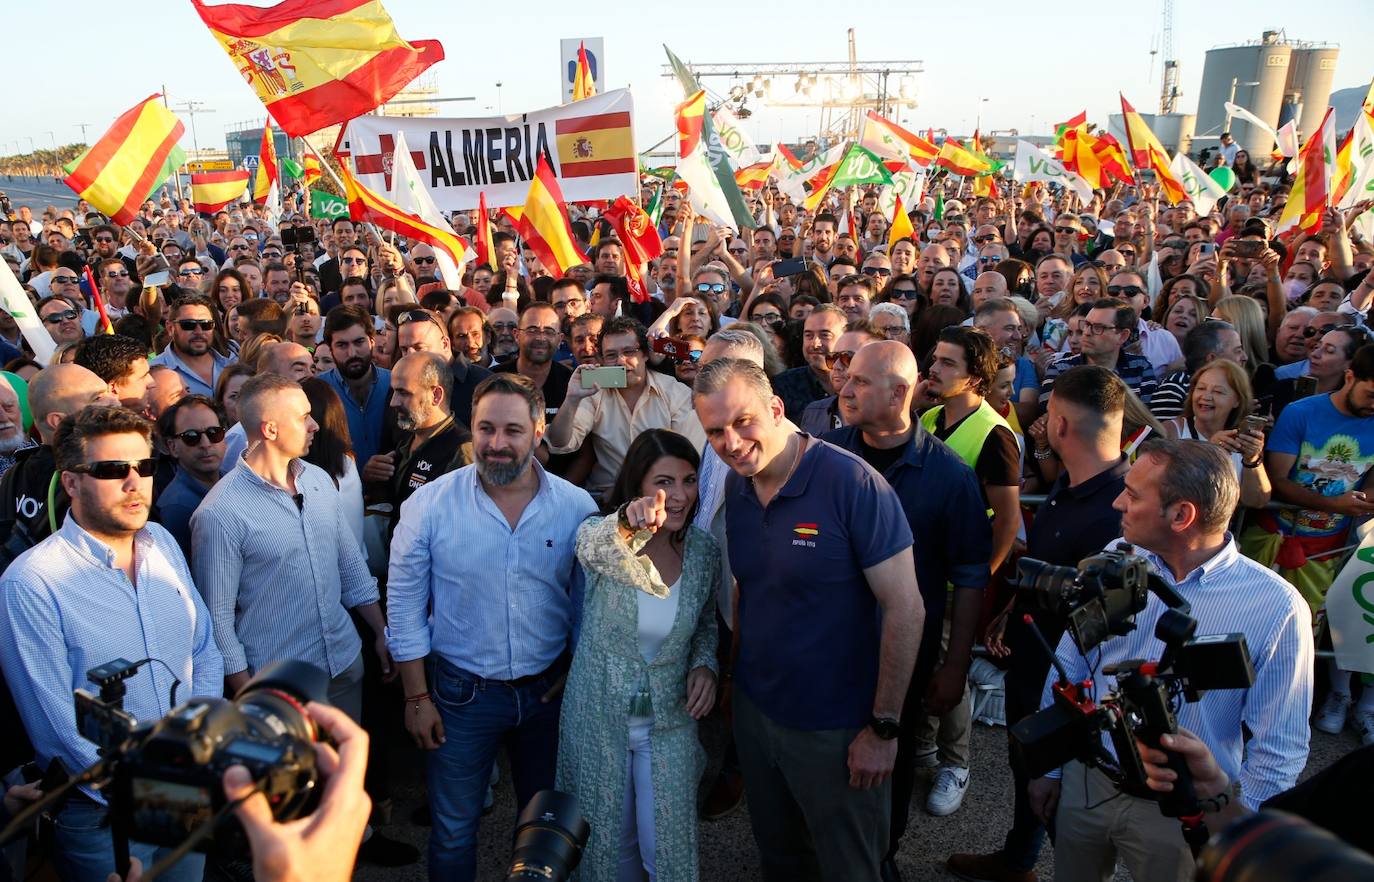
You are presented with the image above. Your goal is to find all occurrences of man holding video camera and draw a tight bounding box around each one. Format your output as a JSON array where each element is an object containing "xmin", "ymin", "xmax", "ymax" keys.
[{"xmin": 1028, "ymin": 439, "xmax": 1313, "ymax": 882}]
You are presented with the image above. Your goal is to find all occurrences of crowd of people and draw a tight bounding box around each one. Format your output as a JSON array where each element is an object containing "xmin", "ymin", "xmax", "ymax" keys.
[{"xmin": 0, "ymin": 139, "xmax": 1372, "ymax": 882}]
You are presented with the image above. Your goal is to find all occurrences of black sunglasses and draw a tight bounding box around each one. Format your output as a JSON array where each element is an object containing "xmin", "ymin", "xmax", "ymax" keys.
[
  {"xmin": 176, "ymin": 319, "xmax": 215, "ymax": 331},
  {"xmin": 413, "ymin": 255, "xmax": 437, "ymax": 264},
  {"xmin": 43, "ymin": 310, "xmax": 79, "ymax": 324},
  {"xmin": 1107, "ymin": 285, "xmax": 1145, "ymax": 297},
  {"xmin": 173, "ymin": 426, "xmax": 226, "ymax": 446},
  {"xmin": 70, "ymin": 458, "xmax": 157, "ymax": 480},
  {"xmin": 51, "ymin": 275, "xmax": 80, "ymax": 284}
]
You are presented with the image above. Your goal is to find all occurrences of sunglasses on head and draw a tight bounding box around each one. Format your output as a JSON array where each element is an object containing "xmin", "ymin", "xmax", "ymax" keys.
[
  {"xmin": 173, "ymin": 426, "xmax": 226, "ymax": 446},
  {"xmin": 176, "ymin": 319, "xmax": 215, "ymax": 331},
  {"xmin": 70, "ymin": 458, "xmax": 157, "ymax": 480},
  {"xmin": 396, "ymin": 309, "xmax": 441, "ymax": 329}
]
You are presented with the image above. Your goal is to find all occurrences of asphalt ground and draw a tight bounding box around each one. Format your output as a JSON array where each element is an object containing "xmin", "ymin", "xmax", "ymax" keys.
[{"xmin": 354, "ymin": 708, "xmax": 1359, "ymax": 881}]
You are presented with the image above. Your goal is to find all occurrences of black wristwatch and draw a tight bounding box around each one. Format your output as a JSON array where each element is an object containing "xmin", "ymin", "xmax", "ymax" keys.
[{"xmin": 869, "ymin": 715, "xmax": 900, "ymax": 740}]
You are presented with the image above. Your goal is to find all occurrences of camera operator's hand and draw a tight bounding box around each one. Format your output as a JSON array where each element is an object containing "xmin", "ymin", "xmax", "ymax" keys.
[
  {"xmin": 847, "ymin": 727, "xmax": 897, "ymax": 790},
  {"xmin": 3, "ymin": 781, "xmax": 41, "ymax": 817},
  {"xmin": 1135, "ymin": 728, "xmax": 1230, "ymax": 801},
  {"xmin": 1028, "ymin": 776, "xmax": 1061, "ymax": 825},
  {"xmin": 222, "ymin": 702, "xmax": 371, "ymax": 882}
]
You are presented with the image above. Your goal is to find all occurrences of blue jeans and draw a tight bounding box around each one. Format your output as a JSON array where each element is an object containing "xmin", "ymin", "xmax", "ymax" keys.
[
  {"xmin": 54, "ymin": 796, "xmax": 206, "ymax": 882},
  {"xmin": 426, "ymin": 656, "xmax": 563, "ymax": 882}
]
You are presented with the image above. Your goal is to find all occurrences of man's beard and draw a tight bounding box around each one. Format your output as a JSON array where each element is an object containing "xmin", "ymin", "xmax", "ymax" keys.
[
  {"xmin": 340, "ymin": 356, "xmax": 371, "ymax": 380},
  {"xmin": 179, "ymin": 337, "xmax": 211, "ymax": 356},
  {"xmin": 522, "ymin": 341, "xmax": 552, "ymax": 366},
  {"xmin": 475, "ymin": 445, "xmax": 534, "ymax": 486},
  {"xmin": 0, "ymin": 432, "xmax": 25, "ymax": 454},
  {"xmin": 395, "ymin": 402, "xmax": 432, "ymax": 432}
]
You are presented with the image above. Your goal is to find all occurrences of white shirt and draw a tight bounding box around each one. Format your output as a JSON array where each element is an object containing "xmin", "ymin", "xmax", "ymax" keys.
[{"xmin": 637, "ymin": 576, "xmax": 681, "ymax": 663}]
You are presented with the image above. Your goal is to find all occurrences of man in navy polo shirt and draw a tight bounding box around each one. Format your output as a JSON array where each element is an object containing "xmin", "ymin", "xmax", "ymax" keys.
[
  {"xmin": 693, "ymin": 357, "xmax": 923, "ymax": 881},
  {"xmin": 826, "ymin": 341, "xmax": 992, "ymax": 882}
]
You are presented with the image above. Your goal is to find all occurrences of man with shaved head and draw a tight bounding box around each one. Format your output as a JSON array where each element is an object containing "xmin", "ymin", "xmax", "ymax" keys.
[
  {"xmin": 260, "ymin": 341, "xmax": 316, "ymax": 382},
  {"xmin": 825, "ymin": 341, "xmax": 993, "ymax": 879},
  {"xmin": 0, "ymin": 364, "xmax": 118, "ymax": 561},
  {"xmin": 970, "ymin": 271, "xmax": 1010, "ymax": 310}
]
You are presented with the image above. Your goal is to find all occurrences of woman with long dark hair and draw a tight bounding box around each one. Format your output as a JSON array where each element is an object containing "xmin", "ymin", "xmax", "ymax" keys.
[
  {"xmin": 558, "ymin": 429, "xmax": 719, "ymax": 882},
  {"xmin": 300, "ymin": 377, "xmax": 366, "ymax": 551}
]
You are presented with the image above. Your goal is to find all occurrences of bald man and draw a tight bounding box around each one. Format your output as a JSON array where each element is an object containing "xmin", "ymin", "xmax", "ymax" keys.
[
  {"xmin": 824, "ymin": 341, "xmax": 993, "ymax": 875},
  {"xmin": 0, "ymin": 364, "xmax": 118, "ymax": 560},
  {"xmin": 970, "ymin": 271, "xmax": 1010, "ymax": 310},
  {"xmin": 260, "ymin": 341, "xmax": 315, "ymax": 381}
]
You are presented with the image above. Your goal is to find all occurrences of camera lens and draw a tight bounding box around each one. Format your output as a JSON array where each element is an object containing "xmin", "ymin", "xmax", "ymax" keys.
[
  {"xmin": 236, "ymin": 660, "xmax": 330, "ymax": 743},
  {"xmin": 506, "ymin": 790, "xmax": 590, "ymax": 881},
  {"xmin": 1197, "ymin": 810, "xmax": 1374, "ymax": 882}
]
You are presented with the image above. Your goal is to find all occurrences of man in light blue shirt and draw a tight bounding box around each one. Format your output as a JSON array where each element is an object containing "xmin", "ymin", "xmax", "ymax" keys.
[
  {"xmin": 1029, "ymin": 439, "xmax": 1312, "ymax": 882},
  {"xmin": 0, "ymin": 406, "xmax": 221, "ymax": 882},
  {"xmin": 387, "ymin": 373, "xmax": 597, "ymax": 882},
  {"xmin": 149, "ymin": 295, "xmax": 235, "ymax": 398}
]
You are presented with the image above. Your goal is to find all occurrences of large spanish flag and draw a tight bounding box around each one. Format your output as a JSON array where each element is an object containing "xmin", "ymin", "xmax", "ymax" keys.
[
  {"xmin": 341, "ymin": 163, "xmax": 471, "ymax": 269},
  {"xmin": 1119, "ymin": 95, "xmax": 1186, "ymax": 204},
  {"xmin": 191, "ymin": 0, "xmax": 444, "ymax": 137},
  {"xmin": 62, "ymin": 94, "xmax": 186, "ymax": 226},
  {"xmin": 517, "ymin": 157, "xmax": 587, "ymax": 278},
  {"xmin": 555, "ymin": 110, "xmax": 634, "ymax": 178},
  {"xmin": 191, "ymin": 170, "xmax": 250, "ymax": 213}
]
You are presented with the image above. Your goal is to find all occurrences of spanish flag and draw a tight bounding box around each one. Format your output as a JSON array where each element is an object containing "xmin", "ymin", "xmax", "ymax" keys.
[
  {"xmin": 191, "ymin": 170, "xmax": 250, "ymax": 213},
  {"xmin": 251, "ymin": 121, "xmax": 279, "ymax": 204},
  {"xmin": 555, "ymin": 110, "xmax": 635, "ymax": 178},
  {"xmin": 191, "ymin": 0, "xmax": 444, "ymax": 137},
  {"xmin": 572, "ymin": 41, "xmax": 595, "ymax": 101},
  {"xmin": 62, "ymin": 94, "xmax": 186, "ymax": 226},
  {"xmin": 302, "ymin": 154, "xmax": 322, "ymax": 186},
  {"xmin": 602, "ymin": 195, "xmax": 663, "ymax": 304},
  {"xmin": 733, "ymin": 160, "xmax": 773, "ymax": 191},
  {"xmin": 888, "ymin": 194, "xmax": 914, "ymax": 250},
  {"xmin": 1119, "ymin": 95, "xmax": 1186, "ymax": 204},
  {"xmin": 1276, "ymin": 107, "xmax": 1337, "ymax": 238},
  {"xmin": 341, "ymin": 164, "xmax": 471, "ymax": 270},
  {"xmin": 517, "ymin": 156, "xmax": 587, "ymax": 278},
  {"xmin": 860, "ymin": 110, "xmax": 937, "ymax": 168},
  {"xmin": 475, "ymin": 191, "xmax": 497, "ymax": 272},
  {"xmin": 935, "ymin": 138, "xmax": 994, "ymax": 177}
]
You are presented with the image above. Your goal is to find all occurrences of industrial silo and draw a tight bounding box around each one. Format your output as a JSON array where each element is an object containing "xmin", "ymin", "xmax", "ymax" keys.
[
  {"xmin": 1196, "ymin": 36, "xmax": 1291, "ymax": 160},
  {"xmin": 1290, "ymin": 46, "xmax": 1340, "ymax": 140}
]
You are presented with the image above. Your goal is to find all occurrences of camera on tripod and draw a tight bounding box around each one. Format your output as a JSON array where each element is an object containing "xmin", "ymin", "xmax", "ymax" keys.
[{"xmin": 1009, "ymin": 546, "xmax": 1257, "ymax": 852}]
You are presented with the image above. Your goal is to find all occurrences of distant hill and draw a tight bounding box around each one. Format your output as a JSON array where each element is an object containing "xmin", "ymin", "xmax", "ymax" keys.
[{"xmin": 1331, "ymin": 83, "xmax": 1371, "ymax": 131}]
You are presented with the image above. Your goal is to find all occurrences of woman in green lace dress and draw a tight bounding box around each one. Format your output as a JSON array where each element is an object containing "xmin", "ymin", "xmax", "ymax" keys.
[{"xmin": 557, "ymin": 429, "xmax": 719, "ymax": 882}]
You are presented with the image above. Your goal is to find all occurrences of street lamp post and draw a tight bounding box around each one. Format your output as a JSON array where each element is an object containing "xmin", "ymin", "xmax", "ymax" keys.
[{"xmin": 976, "ymin": 97, "xmax": 988, "ymax": 133}]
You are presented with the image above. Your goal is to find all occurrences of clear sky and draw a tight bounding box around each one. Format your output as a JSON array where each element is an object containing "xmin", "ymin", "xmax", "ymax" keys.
[{"xmin": 4, "ymin": 0, "xmax": 1372, "ymax": 157}]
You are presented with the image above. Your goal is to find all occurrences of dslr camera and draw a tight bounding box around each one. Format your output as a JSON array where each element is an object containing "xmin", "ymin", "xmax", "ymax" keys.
[
  {"xmin": 74, "ymin": 658, "xmax": 329, "ymax": 860},
  {"xmin": 1009, "ymin": 546, "xmax": 1256, "ymax": 854}
]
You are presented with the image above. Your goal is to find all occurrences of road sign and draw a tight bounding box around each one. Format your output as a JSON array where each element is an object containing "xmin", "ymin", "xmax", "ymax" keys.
[
  {"xmin": 187, "ymin": 160, "xmax": 234, "ymax": 173},
  {"xmin": 560, "ymin": 38, "xmax": 604, "ymax": 103},
  {"xmin": 242, "ymin": 155, "xmax": 260, "ymax": 171}
]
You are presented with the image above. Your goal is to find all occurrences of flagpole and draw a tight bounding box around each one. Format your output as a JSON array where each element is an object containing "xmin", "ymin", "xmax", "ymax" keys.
[
  {"xmin": 302, "ymin": 136, "xmax": 387, "ymax": 245},
  {"xmin": 162, "ymin": 85, "xmax": 187, "ymax": 207}
]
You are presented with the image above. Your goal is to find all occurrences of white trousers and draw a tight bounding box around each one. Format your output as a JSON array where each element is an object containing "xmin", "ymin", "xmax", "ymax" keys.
[{"xmin": 617, "ymin": 717, "xmax": 656, "ymax": 882}]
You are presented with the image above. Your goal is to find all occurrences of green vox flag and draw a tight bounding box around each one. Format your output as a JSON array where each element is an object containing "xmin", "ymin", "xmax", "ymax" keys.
[
  {"xmin": 309, "ymin": 189, "xmax": 348, "ymax": 220},
  {"xmin": 663, "ymin": 44, "xmax": 757, "ymax": 230},
  {"xmin": 829, "ymin": 145, "xmax": 894, "ymax": 188}
]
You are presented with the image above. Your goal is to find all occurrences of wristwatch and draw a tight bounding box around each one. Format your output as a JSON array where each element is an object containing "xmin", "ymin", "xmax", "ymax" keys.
[{"xmin": 869, "ymin": 715, "xmax": 900, "ymax": 740}]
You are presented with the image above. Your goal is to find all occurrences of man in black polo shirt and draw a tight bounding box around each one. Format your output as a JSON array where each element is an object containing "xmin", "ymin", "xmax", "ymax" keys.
[
  {"xmin": 825, "ymin": 341, "xmax": 992, "ymax": 882},
  {"xmin": 692, "ymin": 357, "xmax": 922, "ymax": 881},
  {"xmin": 494, "ymin": 302, "xmax": 572, "ymax": 411},
  {"xmin": 947, "ymin": 365, "xmax": 1130, "ymax": 882},
  {"xmin": 361, "ymin": 351, "xmax": 472, "ymax": 533}
]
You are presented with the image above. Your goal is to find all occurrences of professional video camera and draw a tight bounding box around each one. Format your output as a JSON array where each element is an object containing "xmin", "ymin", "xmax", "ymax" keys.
[
  {"xmin": 0, "ymin": 658, "xmax": 330, "ymax": 881},
  {"xmin": 1009, "ymin": 546, "xmax": 1256, "ymax": 855}
]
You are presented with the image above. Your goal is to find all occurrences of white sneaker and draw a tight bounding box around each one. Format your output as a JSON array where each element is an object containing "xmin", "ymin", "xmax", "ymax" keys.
[
  {"xmin": 1352, "ymin": 708, "xmax": 1374, "ymax": 746},
  {"xmin": 1313, "ymin": 692, "xmax": 1351, "ymax": 735},
  {"xmin": 926, "ymin": 765, "xmax": 970, "ymax": 817}
]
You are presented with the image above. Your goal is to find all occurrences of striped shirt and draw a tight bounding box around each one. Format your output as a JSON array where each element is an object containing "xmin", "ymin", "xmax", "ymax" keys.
[
  {"xmin": 1039, "ymin": 351, "xmax": 1159, "ymax": 406},
  {"xmin": 1041, "ymin": 535, "xmax": 1313, "ymax": 805},
  {"xmin": 0, "ymin": 516, "xmax": 222, "ymax": 800},
  {"xmin": 190, "ymin": 457, "xmax": 378, "ymax": 677},
  {"xmin": 386, "ymin": 461, "xmax": 598, "ymax": 679}
]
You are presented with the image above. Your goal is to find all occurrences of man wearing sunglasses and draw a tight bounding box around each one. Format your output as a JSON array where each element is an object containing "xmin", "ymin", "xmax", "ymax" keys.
[
  {"xmin": 0, "ymin": 405, "xmax": 222, "ymax": 882},
  {"xmin": 151, "ymin": 295, "xmax": 232, "ymax": 398},
  {"xmin": 38, "ymin": 293, "xmax": 86, "ymax": 345},
  {"xmin": 153, "ymin": 394, "xmax": 227, "ymax": 560},
  {"xmin": 95, "ymin": 256, "xmax": 134, "ymax": 315},
  {"xmin": 0, "ymin": 364, "xmax": 118, "ymax": 565},
  {"xmin": 1108, "ymin": 270, "xmax": 1182, "ymax": 377}
]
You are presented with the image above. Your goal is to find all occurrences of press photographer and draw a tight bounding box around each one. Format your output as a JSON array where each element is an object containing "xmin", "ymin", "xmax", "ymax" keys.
[
  {"xmin": 1025, "ymin": 439, "xmax": 1314, "ymax": 882},
  {"xmin": 0, "ymin": 406, "xmax": 222, "ymax": 882}
]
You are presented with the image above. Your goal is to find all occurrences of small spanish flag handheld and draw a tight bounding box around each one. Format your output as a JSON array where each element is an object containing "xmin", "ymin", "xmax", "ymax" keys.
[
  {"xmin": 572, "ymin": 41, "xmax": 595, "ymax": 101},
  {"xmin": 62, "ymin": 94, "xmax": 186, "ymax": 226},
  {"xmin": 251, "ymin": 120, "xmax": 279, "ymax": 204},
  {"xmin": 516, "ymin": 157, "xmax": 588, "ymax": 278},
  {"xmin": 191, "ymin": 0, "xmax": 444, "ymax": 137},
  {"xmin": 475, "ymin": 192, "xmax": 498, "ymax": 272},
  {"xmin": 191, "ymin": 170, "xmax": 251, "ymax": 213}
]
